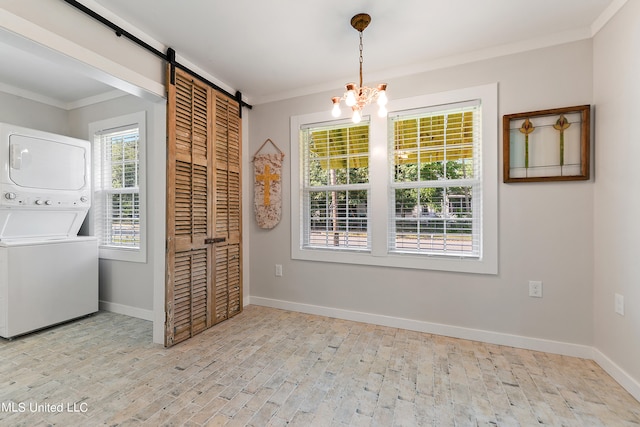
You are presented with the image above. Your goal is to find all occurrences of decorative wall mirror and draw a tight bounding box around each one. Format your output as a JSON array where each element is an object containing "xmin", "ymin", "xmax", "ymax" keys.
[{"xmin": 503, "ymin": 105, "xmax": 590, "ymax": 183}]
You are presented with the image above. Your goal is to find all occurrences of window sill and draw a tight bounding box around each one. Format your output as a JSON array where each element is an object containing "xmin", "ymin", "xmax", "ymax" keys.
[
  {"xmin": 292, "ymin": 246, "xmax": 496, "ymax": 274},
  {"xmin": 99, "ymin": 246, "xmax": 146, "ymax": 263}
]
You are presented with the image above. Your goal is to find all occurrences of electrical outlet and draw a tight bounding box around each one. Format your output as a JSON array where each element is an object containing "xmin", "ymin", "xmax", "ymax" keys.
[
  {"xmin": 529, "ymin": 280, "xmax": 543, "ymax": 298},
  {"xmin": 615, "ymin": 293, "xmax": 624, "ymax": 316},
  {"xmin": 275, "ymin": 264, "xmax": 283, "ymax": 277}
]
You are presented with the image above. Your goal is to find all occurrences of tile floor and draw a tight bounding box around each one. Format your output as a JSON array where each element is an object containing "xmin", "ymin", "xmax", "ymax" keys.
[{"xmin": 0, "ymin": 305, "xmax": 639, "ymax": 426}]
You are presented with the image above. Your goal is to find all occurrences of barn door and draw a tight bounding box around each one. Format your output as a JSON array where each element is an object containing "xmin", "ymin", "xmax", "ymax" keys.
[
  {"xmin": 212, "ymin": 93, "xmax": 243, "ymax": 324},
  {"xmin": 165, "ymin": 66, "xmax": 242, "ymax": 347}
]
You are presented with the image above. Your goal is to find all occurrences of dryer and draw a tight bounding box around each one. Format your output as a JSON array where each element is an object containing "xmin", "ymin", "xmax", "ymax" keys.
[{"xmin": 0, "ymin": 122, "xmax": 98, "ymax": 338}]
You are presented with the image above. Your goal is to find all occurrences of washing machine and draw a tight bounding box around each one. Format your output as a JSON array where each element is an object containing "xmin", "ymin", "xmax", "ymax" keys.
[{"xmin": 0, "ymin": 122, "xmax": 98, "ymax": 338}]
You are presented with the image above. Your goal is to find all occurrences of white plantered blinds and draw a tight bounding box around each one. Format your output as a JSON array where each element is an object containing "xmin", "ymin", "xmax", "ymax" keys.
[
  {"xmin": 301, "ymin": 121, "xmax": 370, "ymax": 250},
  {"xmin": 94, "ymin": 125, "xmax": 141, "ymax": 249},
  {"xmin": 389, "ymin": 100, "xmax": 482, "ymax": 257}
]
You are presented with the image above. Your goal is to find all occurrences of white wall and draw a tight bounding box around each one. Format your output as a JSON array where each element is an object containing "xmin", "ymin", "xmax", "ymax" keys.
[
  {"xmin": 593, "ymin": 0, "xmax": 640, "ymax": 396},
  {"xmin": 249, "ymin": 40, "xmax": 595, "ymax": 353}
]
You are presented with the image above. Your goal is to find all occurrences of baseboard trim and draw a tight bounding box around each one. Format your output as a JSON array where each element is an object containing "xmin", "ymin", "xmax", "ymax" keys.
[
  {"xmin": 593, "ymin": 348, "xmax": 640, "ymax": 402},
  {"xmin": 249, "ymin": 296, "xmax": 593, "ymax": 358},
  {"xmin": 99, "ymin": 300, "xmax": 153, "ymax": 321}
]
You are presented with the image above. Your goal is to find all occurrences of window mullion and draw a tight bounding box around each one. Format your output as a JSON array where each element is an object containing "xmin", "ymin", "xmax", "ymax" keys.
[{"xmin": 369, "ymin": 112, "xmax": 389, "ymax": 257}]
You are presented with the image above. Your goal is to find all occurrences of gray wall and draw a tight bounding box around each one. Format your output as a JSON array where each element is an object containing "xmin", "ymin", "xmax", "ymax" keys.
[
  {"xmin": 0, "ymin": 91, "xmax": 69, "ymax": 134},
  {"xmin": 593, "ymin": 0, "xmax": 640, "ymax": 393},
  {"xmin": 248, "ymin": 40, "xmax": 595, "ymax": 348},
  {"xmin": 68, "ymin": 95, "xmax": 166, "ymax": 318}
]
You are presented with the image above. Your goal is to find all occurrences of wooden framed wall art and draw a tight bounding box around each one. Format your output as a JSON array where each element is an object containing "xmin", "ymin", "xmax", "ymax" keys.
[{"xmin": 503, "ymin": 105, "xmax": 590, "ymax": 182}]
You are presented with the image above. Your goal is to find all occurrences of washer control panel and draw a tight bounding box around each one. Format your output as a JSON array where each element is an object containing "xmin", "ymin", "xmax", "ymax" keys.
[{"xmin": 1, "ymin": 190, "xmax": 90, "ymax": 208}]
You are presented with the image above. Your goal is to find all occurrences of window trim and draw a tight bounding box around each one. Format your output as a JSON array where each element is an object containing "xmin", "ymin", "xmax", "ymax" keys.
[
  {"xmin": 89, "ymin": 111, "xmax": 147, "ymax": 263},
  {"xmin": 291, "ymin": 83, "xmax": 497, "ymax": 274}
]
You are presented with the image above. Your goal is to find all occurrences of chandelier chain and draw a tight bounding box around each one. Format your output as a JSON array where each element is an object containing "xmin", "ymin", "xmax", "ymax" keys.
[{"xmin": 358, "ymin": 31, "xmax": 364, "ymax": 88}]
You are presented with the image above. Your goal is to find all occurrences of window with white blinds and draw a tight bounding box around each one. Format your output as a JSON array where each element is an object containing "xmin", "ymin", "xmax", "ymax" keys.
[
  {"xmin": 301, "ymin": 121, "xmax": 370, "ymax": 250},
  {"xmin": 291, "ymin": 84, "xmax": 497, "ymax": 274},
  {"xmin": 389, "ymin": 101, "xmax": 481, "ymax": 257},
  {"xmin": 90, "ymin": 111, "xmax": 146, "ymax": 262}
]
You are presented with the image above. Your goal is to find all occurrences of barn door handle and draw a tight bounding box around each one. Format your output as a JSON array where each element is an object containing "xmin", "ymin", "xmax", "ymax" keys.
[{"xmin": 205, "ymin": 237, "xmax": 226, "ymax": 244}]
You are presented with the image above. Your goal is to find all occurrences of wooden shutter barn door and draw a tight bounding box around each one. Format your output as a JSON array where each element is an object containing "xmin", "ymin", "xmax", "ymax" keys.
[
  {"xmin": 165, "ymin": 66, "xmax": 242, "ymax": 347},
  {"xmin": 213, "ymin": 93, "xmax": 243, "ymax": 324}
]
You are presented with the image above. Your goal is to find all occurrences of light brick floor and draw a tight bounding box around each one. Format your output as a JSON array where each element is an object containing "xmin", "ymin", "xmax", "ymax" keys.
[{"xmin": 0, "ymin": 305, "xmax": 639, "ymax": 426}]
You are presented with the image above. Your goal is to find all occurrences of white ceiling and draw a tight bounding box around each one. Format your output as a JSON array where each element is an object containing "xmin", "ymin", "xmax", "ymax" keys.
[
  {"xmin": 0, "ymin": 0, "xmax": 622, "ymax": 108},
  {"xmin": 0, "ymin": 27, "xmax": 123, "ymax": 109}
]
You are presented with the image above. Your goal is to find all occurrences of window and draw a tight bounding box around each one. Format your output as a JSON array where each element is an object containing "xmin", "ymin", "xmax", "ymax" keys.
[
  {"xmin": 389, "ymin": 101, "xmax": 480, "ymax": 257},
  {"xmin": 301, "ymin": 121, "xmax": 370, "ymax": 250},
  {"xmin": 291, "ymin": 84, "xmax": 497, "ymax": 274},
  {"xmin": 89, "ymin": 112, "xmax": 146, "ymax": 262}
]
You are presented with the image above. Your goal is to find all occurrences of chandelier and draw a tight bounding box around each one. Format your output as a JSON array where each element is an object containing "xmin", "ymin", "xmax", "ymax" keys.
[{"xmin": 331, "ymin": 13, "xmax": 388, "ymax": 123}]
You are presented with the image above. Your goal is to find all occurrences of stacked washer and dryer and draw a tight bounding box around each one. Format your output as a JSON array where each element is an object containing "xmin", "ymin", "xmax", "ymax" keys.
[{"xmin": 0, "ymin": 123, "xmax": 98, "ymax": 339}]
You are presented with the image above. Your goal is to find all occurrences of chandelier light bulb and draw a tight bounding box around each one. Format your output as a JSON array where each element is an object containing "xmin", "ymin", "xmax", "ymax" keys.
[
  {"xmin": 332, "ymin": 104, "xmax": 342, "ymax": 118},
  {"xmin": 331, "ymin": 97, "xmax": 342, "ymax": 117},
  {"xmin": 345, "ymin": 84, "xmax": 357, "ymax": 107},
  {"xmin": 345, "ymin": 93, "xmax": 357, "ymax": 107},
  {"xmin": 377, "ymin": 105, "xmax": 387, "ymax": 118},
  {"xmin": 352, "ymin": 109, "xmax": 362, "ymax": 124},
  {"xmin": 377, "ymin": 87, "xmax": 388, "ymax": 106}
]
